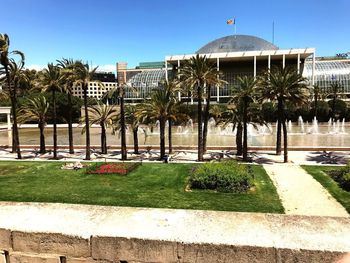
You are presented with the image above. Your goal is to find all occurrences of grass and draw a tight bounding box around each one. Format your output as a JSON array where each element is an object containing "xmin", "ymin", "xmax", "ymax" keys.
[
  {"xmin": 0, "ymin": 161, "xmax": 284, "ymax": 213},
  {"xmin": 302, "ymin": 165, "xmax": 350, "ymax": 213}
]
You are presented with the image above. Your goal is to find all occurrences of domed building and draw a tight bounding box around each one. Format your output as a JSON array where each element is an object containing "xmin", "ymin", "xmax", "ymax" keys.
[
  {"xmin": 165, "ymin": 34, "xmax": 315, "ymax": 102},
  {"xmin": 117, "ymin": 34, "xmax": 350, "ymax": 102}
]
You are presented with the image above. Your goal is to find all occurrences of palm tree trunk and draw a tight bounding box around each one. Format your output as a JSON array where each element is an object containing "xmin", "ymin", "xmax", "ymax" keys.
[
  {"xmin": 67, "ymin": 93, "xmax": 74, "ymax": 154},
  {"xmin": 133, "ymin": 127, "xmax": 139, "ymax": 154},
  {"xmin": 83, "ymin": 86, "xmax": 91, "ymax": 160},
  {"xmin": 159, "ymin": 117, "xmax": 166, "ymax": 159},
  {"xmin": 276, "ymin": 98, "xmax": 283, "ymax": 155},
  {"xmin": 120, "ymin": 89, "xmax": 127, "ymax": 160},
  {"xmin": 197, "ymin": 85, "xmax": 203, "ymax": 161},
  {"xmin": 243, "ymin": 99, "xmax": 248, "ymax": 161},
  {"xmin": 101, "ymin": 123, "xmax": 107, "ymax": 154},
  {"xmin": 168, "ymin": 118, "xmax": 172, "ymax": 154},
  {"xmin": 236, "ymin": 123, "xmax": 243, "ymax": 156},
  {"xmin": 282, "ymin": 117, "xmax": 288, "ymax": 163},
  {"xmin": 39, "ymin": 121, "xmax": 46, "ymax": 154},
  {"xmin": 52, "ymin": 89, "xmax": 58, "ymax": 159},
  {"xmin": 202, "ymin": 85, "xmax": 211, "ymax": 153},
  {"xmin": 5, "ymin": 66, "xmax": 21, "ymax": 159}
]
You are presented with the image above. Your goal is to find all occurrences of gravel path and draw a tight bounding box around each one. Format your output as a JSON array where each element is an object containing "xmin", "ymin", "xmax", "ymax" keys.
[{"xmin": 264, "ymin": 164, "xmax": 349, "ymax": 217}]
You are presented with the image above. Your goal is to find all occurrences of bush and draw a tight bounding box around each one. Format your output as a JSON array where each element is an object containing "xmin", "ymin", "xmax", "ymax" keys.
[
  {"xmin": 328, "ymin": 164, "xmax": 350, "ymax": 191},
  {"xmin": 189, "ymin": 161, "xmax": 253, "ymax": 193}
]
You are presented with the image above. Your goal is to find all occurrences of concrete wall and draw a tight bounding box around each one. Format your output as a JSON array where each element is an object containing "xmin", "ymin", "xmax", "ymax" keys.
[{"xmin": 0, "ymin": 228, "xmax": 345, "ymax": 263}]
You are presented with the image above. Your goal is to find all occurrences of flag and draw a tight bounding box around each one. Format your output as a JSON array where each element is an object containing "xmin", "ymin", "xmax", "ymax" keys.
[{"xmin": 227, "ymin": 18, "xmax": 235, "ymax": 25}]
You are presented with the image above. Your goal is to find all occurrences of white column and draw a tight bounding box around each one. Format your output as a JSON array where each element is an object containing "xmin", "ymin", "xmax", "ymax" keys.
[
  {"xmin": 177, "ymin": 60, "xmax": 181, "ymax": 101},
  {"xmin": 268, "ymin": 55, "xmax": 271, "ymax": 71},
  {"xmin": 297, "ymin": 53, "xmax": 300, "ymax": 74},
  {"xmin": 216, "ymin": 57, "xmax": 220, "ymax": 102},
  {"xmin": 312, "ymin": 52, "xmax": 316, "ymax": 86},
  {"xmin": 282, "ymin": 54, "xmax": 285, "ymax": 68},
  {"xmin": 253, "ymin": 56, "xmax": 257, "ymax": 78},
  {"xmin": 7, "ymin": 113, "xmax": 11, "ymax": 130},
  {"xmin": 165, "ymin": 60, "xmax": 168, "ymax": 81}
]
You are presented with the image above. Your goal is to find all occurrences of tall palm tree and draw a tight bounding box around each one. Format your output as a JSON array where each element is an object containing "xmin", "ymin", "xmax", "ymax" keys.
[
  {"xmin": 38, "ymin": 63, "xmax": 64, "ymax": 159},
  {"xmin": 73, "ymin": 62, "xmax": 101, "ymax": 160},
  {"xmin": 57, "ymin": 58, "xmax": 80, "ymax": 154},
  {"xmin": 229, "ymin": 76, "xmax": 257, "ymax": 161},
  {"xmin": 104, "ymin": 83, "xmax": 133, "ymax": 160},
  {"xmin": 82, "ymin": 103, "xmax": 118, "ymax": 154},
  {"xmin": 179, "ymin": 55, "xmax": 219, "ymax": 161},
  {"xmin": 258, "ymin": 66, "xmax": 308, "ymax": 162},
  {"xmin": 0, "ymin": 33, "xmax": 24, "ymax": 159},
  {"xmin": 137, "ymin": 83, "xmax": 177, "ymax": 160},
  {"xmin": 18, "ymin": 95, "xmax": 50, "ymax": 154}
]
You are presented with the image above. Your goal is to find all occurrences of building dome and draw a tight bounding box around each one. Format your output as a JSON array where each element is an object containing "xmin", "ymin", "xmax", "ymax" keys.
[{"xmin": 196, "ymin": 35, "xmax": 278, "ymax": 54}]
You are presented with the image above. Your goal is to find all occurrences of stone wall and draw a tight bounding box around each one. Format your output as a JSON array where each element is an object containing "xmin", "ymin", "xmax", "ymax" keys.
[{"xmin": 0, "ymin": 228, "xmax": 345, "ymax": 263}]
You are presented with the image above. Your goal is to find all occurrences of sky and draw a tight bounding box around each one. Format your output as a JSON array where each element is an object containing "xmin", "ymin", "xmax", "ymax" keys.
[{"xmin": 2, "ymin": 0, "xmax": 350, "ymax": 72}]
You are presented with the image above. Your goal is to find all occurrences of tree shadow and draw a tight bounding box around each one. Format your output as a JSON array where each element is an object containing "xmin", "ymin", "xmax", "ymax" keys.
[{"xmin": 306, "ymin": 151, "xmax": 349, "ymax": 164}]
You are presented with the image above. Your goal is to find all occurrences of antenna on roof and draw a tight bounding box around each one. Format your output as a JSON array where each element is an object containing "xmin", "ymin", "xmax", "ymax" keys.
[{"xmin": 272, "ymin": 21, "xmax": 275, "ymax": 45}]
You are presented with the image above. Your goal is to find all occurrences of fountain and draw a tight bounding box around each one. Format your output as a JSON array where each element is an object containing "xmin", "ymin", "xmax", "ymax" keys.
[
  {"xmin": 288, "ymin": 120, "xmax": 292, "ymax": 133},
  {"xmin": 298, "ymin": 116, "xmax": 305, "ymax": 134},
  {"xmin": 342, "ymin": 118, "xmax": 346, "ymax": 134},
  {"xmin": 311, "ymin": 116, "xmax": 319, "ymax": 134}
]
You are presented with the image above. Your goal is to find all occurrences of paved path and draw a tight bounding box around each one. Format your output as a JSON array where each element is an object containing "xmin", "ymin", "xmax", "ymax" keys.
[{"xmin": 264, "ymin": 164, "xmax": 349, "ymax": 217}]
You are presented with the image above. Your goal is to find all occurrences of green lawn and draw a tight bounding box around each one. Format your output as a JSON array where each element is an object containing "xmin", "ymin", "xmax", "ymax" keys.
[
  {"xmin": 0, "ymin": 161, "xmax": 284, "ymax": 213},
  {"xmin": 302, "ymin": 165, "xmax": 350, "ymax": 213}
]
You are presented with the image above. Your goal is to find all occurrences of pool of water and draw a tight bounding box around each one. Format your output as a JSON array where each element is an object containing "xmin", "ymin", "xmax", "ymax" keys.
[{"xmin": 1, "ymin": 123, "xmax": 350, "ymax": 148}]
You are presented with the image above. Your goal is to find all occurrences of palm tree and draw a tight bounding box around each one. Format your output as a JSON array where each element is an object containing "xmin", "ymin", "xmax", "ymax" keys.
[
  {"xmin": 57, "ymin": 58, "xmax": 80, "ymax": 154},
  {"xmin": 137, "ymin": 82, "xmax": 177, "ymax": 160},
  {"xmin": 258, "ymin": 66, "xmax": 308, "ymax": 162},
  {"xmin": 38, "ymin": 63, "xmax": 64, "ymax": 159},
  {"xmin": 229, "ymin": 76, "xmax": 257, "ymax": 161},
  {"xmin": 18, "ymin": 95, "xmax": 50, "ymax": 154},
  {"xmin": 179, "ymin": 55, "xmax": 219, "ymax": 161},
  {"xmin": 73, "ymin": 62, "xmax": 101, "ymax": 160},
  {"xmin": 0, "ymin": 33, "xmax": 24, "ymax": 159},
  {"xmin": 82, "ymin": 103, "xmax": 118, "ymax": 154},
  {"xmin": 124, "ymin": 105, "xmax": 141, "ymax": 154}
]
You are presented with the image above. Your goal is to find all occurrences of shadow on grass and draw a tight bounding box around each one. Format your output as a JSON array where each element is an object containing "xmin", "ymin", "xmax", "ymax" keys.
[{"xmin": 306, "ymin": 151, "xmax": 349, "ymax": 164}]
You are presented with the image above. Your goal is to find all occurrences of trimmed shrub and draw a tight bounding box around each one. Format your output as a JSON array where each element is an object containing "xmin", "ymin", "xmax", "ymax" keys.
[
  {"xmin": 328, "ymin": 164, "xmax": 350, "ymax": 191},
  {"xmin": 189, "ymin": 161, "xmax": 253, "ymax": 193}
]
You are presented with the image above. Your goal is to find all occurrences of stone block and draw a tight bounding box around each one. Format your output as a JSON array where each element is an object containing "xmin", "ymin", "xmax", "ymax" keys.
[
  {"xmin": 276, "ymin": 248, "xmax": 345, "ymax": 263},
  {"xmin": 180, "ymin": 243, "xmax": 276, "ymax": 263},
  {"xmin": 0, "ymin": 252, "xmax": 6, "ymax": 263},
  {"xmin": 0, "ymin": 228, "xmax": 11, "ymax": 250},
  {"xmin": 66, "ymin": 258, "xmax": 113, "ymax": 263},
  {"xmin": 91, "ymin": 236, "xmax": 179, "ymax": 262},
  {"xmin": 12, "ymin": 231, "xmax": 90, "ymax": 258},
  {"xmin": 9, "ymin": 252, "xmax": 58, "ymax": 263}
]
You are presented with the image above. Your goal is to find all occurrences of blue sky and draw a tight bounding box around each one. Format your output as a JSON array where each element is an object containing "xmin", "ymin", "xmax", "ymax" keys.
[{"xmin": 2, "ymin": 0, "xmax": 349, "ymax": 72}]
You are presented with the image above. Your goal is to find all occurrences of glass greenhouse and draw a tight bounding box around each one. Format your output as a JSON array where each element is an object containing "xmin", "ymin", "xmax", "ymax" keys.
[{"xmin": 303, "ymin": 60, "xmax": 350, "ymax": 94}]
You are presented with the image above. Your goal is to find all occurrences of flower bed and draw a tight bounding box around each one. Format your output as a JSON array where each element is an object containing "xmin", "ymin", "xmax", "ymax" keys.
[{"xmin": 86, "ymin": 162, "xmax": 141, "ymax": 175}]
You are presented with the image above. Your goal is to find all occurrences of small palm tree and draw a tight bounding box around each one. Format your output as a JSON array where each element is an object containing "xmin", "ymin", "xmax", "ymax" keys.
[
  {"xmin": 137, "ymin": 82, "xmax": 178, "ymax": 160},
  {"xmin": 18, "ymin": 95, "xmax": 50, "ymax": 154},
  {"xmin": 82, "ymin": 103, "xmax": 118, "ymax": 154},
  {"xmin": 74, "ymin": 62, "xmax": 102, "ymax": 160},
  {"xmin": 124, "ymin": 105, "xmax": 141, "ymax": 154},
  {"xmin": 178, "ymin": 55, "xmax": 219, "ymax": 161},
  {"xmin": 38, "ymin": 63, "xmax": 64, "ymax": 159},
  {"xmin": 0, "ymin": 33, "xmax": 25, "ymax": 159},
  {"xmin": 258, "ymin": 66, "xmax": 309, "ymax": 162},
  {"xmin": 230, "ymin": 76, "xmax": 257, "ymax": 161}
]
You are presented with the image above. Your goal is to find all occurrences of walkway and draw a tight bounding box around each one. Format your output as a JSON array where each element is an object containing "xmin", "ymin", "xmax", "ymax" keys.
[{"xmin": 263, "ymin": 164, "xmax": 349, "ymax": 217}]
